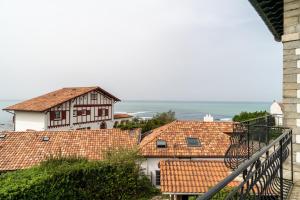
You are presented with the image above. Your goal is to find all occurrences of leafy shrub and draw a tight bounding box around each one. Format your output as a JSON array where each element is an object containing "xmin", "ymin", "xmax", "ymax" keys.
[
  {"xmin": 232, "ymin": 111, "xmax": 269, "ymax": 122},
  {"xmin": 117, "ymin": 110, "xmax": 176, "ymax": 133},
  {"xmin": 0, "ymin": 150, "xmax": 158, "ymax": 200}
]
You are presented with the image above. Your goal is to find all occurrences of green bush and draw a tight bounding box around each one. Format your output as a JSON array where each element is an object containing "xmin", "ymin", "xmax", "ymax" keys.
[
  {"xmin": 0, "ymin": 151, "xmax": 159, "ymax": 200},
  {"xmin": 232, "ymin": 111, "xmax": 269, "ymax": 122},
  {"xmin": 117, "ymin": 110, "xmax": 176, "ymax": 133}
]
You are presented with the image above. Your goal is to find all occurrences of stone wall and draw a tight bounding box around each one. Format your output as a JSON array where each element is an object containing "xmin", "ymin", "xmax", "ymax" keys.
[{"xmin": 283, "ymin": 0, "xmax": 300, "ymax": 170}]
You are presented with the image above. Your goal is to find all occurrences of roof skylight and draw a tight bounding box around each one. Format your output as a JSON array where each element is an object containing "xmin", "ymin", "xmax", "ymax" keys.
[
  {"xmin": 156, "ymin": 140, "xmax": 167, "ymax": 148},
  {"xmin": 186, "ymin": 137, "xmax": 200, "ymax": 147},
  {"xmin": 42, "ymin": 136, "xmax": 50, "ymax": 142}
]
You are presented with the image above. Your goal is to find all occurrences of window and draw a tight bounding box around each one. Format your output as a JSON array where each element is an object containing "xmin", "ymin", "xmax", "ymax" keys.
[
  {"xmin": 91, "ymin": 93, "xmax": 98, "ymax": 100},
  {"xmin": 82, "ymin": 110, "xmax": 87, "ymax": 116},
  {"xmin": 54, "ymin": 111, "xmax": 61, "ymax": 120},
  {"xmin": 105, "ymin": 109, "xmax": 109, "ymax": 116},
  {"xmin": 73, "ymin": 110, "xmax": 77, "ymax": 117},
  {"xmin": 156, "ymin": 140, "xmax": 167, "ymax": 148},
  {"xmin": 98, "ymin": 108, "xmax": 109, "ymax": 117},
  {"xmin": 186, "ymin": 137, "xmax": 200, "ymax": 147},
  {"xmin": 155, "ymin": 170, "xmax": 160, "ymax": 186},
  {"xmin": 50, "ymin": 111, "xmax": 66, "ymax": 121}
]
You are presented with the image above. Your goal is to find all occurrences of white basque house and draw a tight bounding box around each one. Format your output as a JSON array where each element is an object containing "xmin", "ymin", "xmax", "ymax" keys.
[{"xmin": 3, "ymin": 87, "xmax": 120, "ymax": 131}]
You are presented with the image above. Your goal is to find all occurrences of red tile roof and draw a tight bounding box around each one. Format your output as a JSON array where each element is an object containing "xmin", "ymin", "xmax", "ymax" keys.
[
  {"xmin": 114, "ymin": 113, "xmax": 133, "ymax": 119},
  {"xmin": 139, "ymin": 121, "xmax": 233, "ymax": 158},
  {"xmin": 160, "ymin": 160, "xmax": 239, "ymax": 194},
  {"xmin": 0, "ymin": 129, "xmax": 139, "ymax": 171},
  {"xmin": 3, "ymin": 86, "xmax": 120, "ymax": 112}
]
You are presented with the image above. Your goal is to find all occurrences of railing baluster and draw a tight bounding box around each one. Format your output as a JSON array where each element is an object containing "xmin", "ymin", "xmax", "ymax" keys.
[{"xmin": 280, "ymin": 139, "xmax": 284, "ymax": 200}]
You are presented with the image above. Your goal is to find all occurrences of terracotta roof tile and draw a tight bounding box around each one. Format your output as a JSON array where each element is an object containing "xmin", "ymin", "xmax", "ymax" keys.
[
  {"xmin": 139, "ymin": 121, "xmax": 233, "ymax": 158},
  {"xmin": 0, "ymin": 129, "xmax": 139, "ymax": 171},
  {"xmin": 3, "ymin": 86, "xmax": 120, "ymax": 112},
  {"xmin": 160, "ymin": 160, "xmax": 239, "ymax": 194}
]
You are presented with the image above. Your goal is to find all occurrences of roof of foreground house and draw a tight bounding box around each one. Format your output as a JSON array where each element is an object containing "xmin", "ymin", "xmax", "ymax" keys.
[
  {"xmin": 160, "ymin": 160, "xmax": 239, "ymax": 194},
  {"xmin": 139, "ymin": 121, "xmax": 233, "ymax": 158},
  {"xmin": 0, "ymin": 129, "xmax": 139, "ymax": 171},
  {"xmin": 3, "ymin": 86, "xmax": 120, "ymax": 112}
]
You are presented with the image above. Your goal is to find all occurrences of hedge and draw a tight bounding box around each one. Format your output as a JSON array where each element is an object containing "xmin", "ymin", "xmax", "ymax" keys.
[{"xmin": 0, "ymin": 155, "xmax": 158, "ymax": 200}]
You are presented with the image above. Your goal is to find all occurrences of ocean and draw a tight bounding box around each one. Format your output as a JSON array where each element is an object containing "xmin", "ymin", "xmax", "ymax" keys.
[{"xmin": 0, "ymin": 100, "xmax": 271, "ymax": 131}]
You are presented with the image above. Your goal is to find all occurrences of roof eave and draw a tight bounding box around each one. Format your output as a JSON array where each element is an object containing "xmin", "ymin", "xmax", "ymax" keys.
[{"xmin": 248, "ymin": 0, "xmax": 283, "ymax": 42}]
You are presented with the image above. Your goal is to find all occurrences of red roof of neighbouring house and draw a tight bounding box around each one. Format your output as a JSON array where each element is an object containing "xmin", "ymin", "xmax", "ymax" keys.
[
  {"xmin": 160, "ymin": 160, "xmax": 239, "ymax": 194},
  {"xmin": 114, "ymin": 113, "xmax": 133, "ymax": 119},
  {"xmin": 3, "ymin": 86, "xmax": 120, "ymax": 112},
  {"xmin": 139, "ymin": 121, "xmax": 233, "ymax": 158},
  {"xmin": 0, "ymin": 129, "xmax": 139, "ymax": 171}
]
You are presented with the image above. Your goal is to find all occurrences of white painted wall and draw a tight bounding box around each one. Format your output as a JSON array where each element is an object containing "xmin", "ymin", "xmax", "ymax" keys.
[
  {"xmin": 45, "ymin": 120, "xmax": 114, "ymax": 131},
  {"xmin": 14, "ymin": 111, "xmax": 46, "ymax": 131}
]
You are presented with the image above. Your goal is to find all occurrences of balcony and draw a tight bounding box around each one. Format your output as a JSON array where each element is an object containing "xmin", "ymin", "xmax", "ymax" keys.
[{"xmin": 199, "ymin": 115, "xmax": 294, "ymax": 200}]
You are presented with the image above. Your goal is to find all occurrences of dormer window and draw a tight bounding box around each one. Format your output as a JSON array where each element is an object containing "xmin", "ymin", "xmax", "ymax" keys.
[
  {"xmin": 156, "ymin": 140, "xmax": 167, "ymax": 148},
  {"xmin": 186, "ymin": 137, "xmax": 200, "ymax": 147}
]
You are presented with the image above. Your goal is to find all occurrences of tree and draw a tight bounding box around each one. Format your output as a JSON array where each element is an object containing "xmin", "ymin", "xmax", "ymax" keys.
[
  {"xmin": 116, "ymin": 110, "xmax": 176, "ymax": 133},
  {"xmin": 232, "ymin": 111, "xmax": 269, "ymax": 122}
]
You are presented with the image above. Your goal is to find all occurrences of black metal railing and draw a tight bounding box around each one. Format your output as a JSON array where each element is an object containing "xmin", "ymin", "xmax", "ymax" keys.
[
  {"xmin": 224, "ymin": 115, "xmax": 284, "ymax": 170},
  {"xmin": 198, "ymin": 117, "xmax": 293, "ymax": 200}
]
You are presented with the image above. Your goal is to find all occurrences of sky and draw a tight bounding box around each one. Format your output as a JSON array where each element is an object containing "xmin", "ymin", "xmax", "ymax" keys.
[{"xmin": 0, "ymin": 0, "xmax": 282, "ymax": 102}]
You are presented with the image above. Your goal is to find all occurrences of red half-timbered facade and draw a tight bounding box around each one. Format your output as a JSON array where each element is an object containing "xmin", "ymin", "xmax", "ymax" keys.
[{"xmin": 4, "ymin": 86, "xmax": 120, "ymax": 131}]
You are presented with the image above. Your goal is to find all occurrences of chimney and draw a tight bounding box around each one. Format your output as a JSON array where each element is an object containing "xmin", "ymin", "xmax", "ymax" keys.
[{"xmin": 203, "ymin": 114, "xmax": 214, "ymax": 122}]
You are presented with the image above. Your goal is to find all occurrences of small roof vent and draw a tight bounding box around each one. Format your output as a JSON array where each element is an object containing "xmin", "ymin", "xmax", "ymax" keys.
[
  {"xmin": 0, "ymin": 134, "xmax": 6, "ymax": 140},
  {"xmin": 42, "ymin": 136, "xmax": 50, "ymax": 142}
]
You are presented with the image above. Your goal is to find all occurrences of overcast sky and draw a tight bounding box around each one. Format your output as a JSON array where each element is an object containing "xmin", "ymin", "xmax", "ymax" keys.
[{"xmin": 0, "ymin": 0, "xmax": 282, "ymax": 101}]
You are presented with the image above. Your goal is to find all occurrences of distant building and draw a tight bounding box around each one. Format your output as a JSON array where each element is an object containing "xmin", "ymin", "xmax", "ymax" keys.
[
  {"xmin": 270, "ymin": 100, "xmax": 283, "ymax": 126},
  {"xmin": 0, "ymin": 129, "xmax": 140, "ymax": 171},
  {"xmin": 139, "ymin": 120, "xmax": 234, "ymax": 199},
  {"xmin": 3, "ymin": 87, "xmax": 120, "ymax": 131},
  {"xmin": 113, "ymin": 113, "xmax": 134, "ymax": 127},
  {"xmin": 203, "ymin": 114, "xmax": 214, "ymax": 122}
]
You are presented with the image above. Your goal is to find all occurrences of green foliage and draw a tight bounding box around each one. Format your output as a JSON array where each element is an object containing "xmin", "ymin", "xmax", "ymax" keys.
[
  {"xmin": 232, "ymin": 111, "xmax": 269, "ymax": 122},
  {"xmin": 210, "ymin": 187, "xmax": 234, "ymax": 200},
  {"xmin": 0, "ymin": 150, "xmax": 159, "ymax": 200},
  {"xmin": 117, "ymin": 110, "xmax": 176, "ymax": 133}
]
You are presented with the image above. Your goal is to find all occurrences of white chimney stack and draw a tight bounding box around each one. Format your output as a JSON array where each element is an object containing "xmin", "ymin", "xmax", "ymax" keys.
[{"xmin": 204, "ymin": 114, "xmax": 214, "ymax": 122}]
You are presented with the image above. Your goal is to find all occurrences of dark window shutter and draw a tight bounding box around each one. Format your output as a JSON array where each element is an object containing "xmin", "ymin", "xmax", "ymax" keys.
[
  {"xmin": 105, "ymin": 109, "xmax": 109, "ymax": 116},
  {"xmin": 87, "ymin": 110, "xmax": 91, "ymax": 115},
  {"xmin": 50, "ymin": 111, "xmax": 55, "ymax": 120},
  {"xmin": 77, "ymin": 110, "xmax": 82, "ymax": 116},
  {"xmin": 98, "ymin": 109, "xmax": 103, "ymax": 116},
  {"xmin": 62, "ymin": 111, "xmax": 66, "ymax": 120}
]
